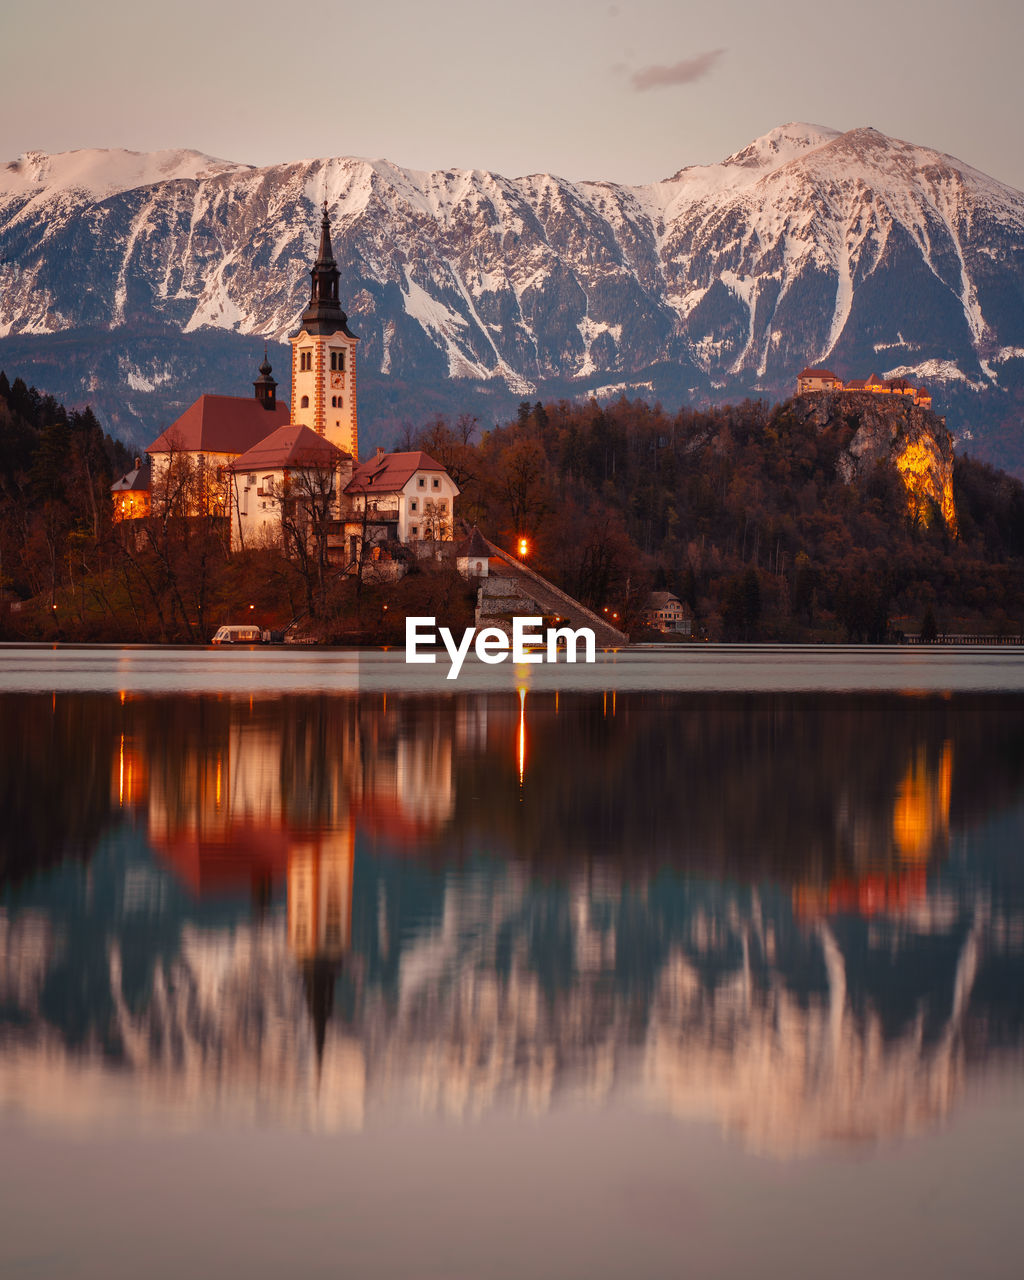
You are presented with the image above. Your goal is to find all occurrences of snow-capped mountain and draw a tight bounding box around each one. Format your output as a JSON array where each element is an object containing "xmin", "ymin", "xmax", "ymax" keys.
[{"xmin": 1, "ymin": 126, "xmax": 1022, "ymax": 461}]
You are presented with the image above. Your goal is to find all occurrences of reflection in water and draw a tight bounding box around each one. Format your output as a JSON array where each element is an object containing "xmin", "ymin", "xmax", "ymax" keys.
[
  {"xmin": 892, "ymin": 740, "xmax": 953, "ymax": 861},
  {"xmin": 1, "ymin": 689, "xmax": 1023, "ymax": 1154}
]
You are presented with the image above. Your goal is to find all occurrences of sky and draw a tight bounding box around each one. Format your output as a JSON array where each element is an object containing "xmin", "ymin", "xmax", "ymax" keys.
[{"xmin": 2, "ymin": 0, "xmax": 1023, "ymax": 190}]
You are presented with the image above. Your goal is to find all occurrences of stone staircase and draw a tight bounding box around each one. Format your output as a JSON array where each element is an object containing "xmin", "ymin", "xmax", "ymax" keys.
[{"xmin": 474, "ymin": 539, "xmax": 628, "ymax": 648}]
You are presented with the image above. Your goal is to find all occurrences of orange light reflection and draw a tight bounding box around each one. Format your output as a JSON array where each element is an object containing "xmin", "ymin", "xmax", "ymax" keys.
[{"xmin": 517, "ymin": 686, "xmax": 527, "ymax": 788}]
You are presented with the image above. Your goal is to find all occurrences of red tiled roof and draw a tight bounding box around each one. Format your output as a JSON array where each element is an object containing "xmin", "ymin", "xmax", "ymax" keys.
[
  {"xmin": 345, "ymin": 450, "xmax": 455, "ymax": 496},
  {"xmin": 228, "ymin": 424, "xmax": 350, "ymax": 472},
  {"xmin": 146, "ymin": 395, "xmax": 291, "ymax": 456},
  {"xmin": 798, "ymin": 367, "xmax": 839, "ymax": 379},
  {"xmin": 845, "ymin": 378, "xmax": 867, "ymax": 390}
]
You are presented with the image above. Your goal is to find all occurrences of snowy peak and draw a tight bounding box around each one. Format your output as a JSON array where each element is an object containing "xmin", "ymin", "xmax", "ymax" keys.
[
  {"xmin": 775, "ymin": 126, "xmax": 1019, "ymax": 208},
  {"xmin": 0, "ymin": 123, "xmax": 1023, "ymax": 464},
  {"xmin": 0, "ymin": 147, "xmax": 250, "ymax": 201},
  {"xmin": 720, "ymin": 122, "xmax": 841, "ymax": 170}
]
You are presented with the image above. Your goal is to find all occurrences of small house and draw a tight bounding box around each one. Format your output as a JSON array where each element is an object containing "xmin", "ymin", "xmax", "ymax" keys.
[
  {"xmin": 796, "ymin": 367, "xmax": 842, "ymax": 394},
  {"xmin": 639, "ymin": 591, "xmax": 692, "ymax": 635},
  {"xmin": 111, "ymin": 457, "xmax": 152, "ymax": 521},
  {"xmin": 456, "ymin": 527, "xmax": 491, "ymax": 579}
]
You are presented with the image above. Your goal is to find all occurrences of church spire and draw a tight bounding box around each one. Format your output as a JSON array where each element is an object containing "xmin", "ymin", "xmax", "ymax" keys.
[
  {"xmin": 315, "ymin": 199, "xmax": 334, "ymax": 267},
  {"xmin": 290, "ymin": 202, "xmax": 360, "ymax": 458},
  {"xmin": 299, "ymin": 201, "xmax": 356, "ymax": 337},
  {"xmin": 253, "ymin": 345, "xmax": 277, "ymax": 410}
]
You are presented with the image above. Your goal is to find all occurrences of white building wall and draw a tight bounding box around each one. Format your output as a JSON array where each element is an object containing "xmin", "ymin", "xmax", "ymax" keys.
[
  {"xmin": 399, "ymin": 471, "xmax": 459, "ymax": 543},
  {"xmin": 231, "ymin": 469, "xmax": 285, "ymax": 551}
]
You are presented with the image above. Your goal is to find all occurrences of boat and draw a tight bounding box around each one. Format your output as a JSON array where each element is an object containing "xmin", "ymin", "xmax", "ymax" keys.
[{"xmin": 211, "ymin": 624, "xmax": 264, "ymax": 645}]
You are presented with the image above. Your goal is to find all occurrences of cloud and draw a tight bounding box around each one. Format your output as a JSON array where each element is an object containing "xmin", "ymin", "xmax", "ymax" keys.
[{"xmin": 631, "ymin": 49, "xmax": 725, "ymax": 91}]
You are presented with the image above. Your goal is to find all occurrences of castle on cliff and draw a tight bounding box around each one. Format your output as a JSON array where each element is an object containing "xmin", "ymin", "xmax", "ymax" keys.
[{"xmin": 797, "ymin": 367, "xmax": 933, "ymax": 409}]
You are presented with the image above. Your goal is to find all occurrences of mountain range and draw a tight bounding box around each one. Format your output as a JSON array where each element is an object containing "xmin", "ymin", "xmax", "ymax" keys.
[{"xmin": 2, "ymin": 124, "xmax": 1023, "ymax": 466}]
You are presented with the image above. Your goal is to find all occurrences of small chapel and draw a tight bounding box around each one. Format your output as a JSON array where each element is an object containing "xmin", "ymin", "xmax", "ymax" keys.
[{"xmin": 114, "ymin": 205, "xmax": 459, "ymax": 564}]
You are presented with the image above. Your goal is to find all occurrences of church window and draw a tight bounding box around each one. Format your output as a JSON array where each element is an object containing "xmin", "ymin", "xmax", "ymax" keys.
[
  {"xmin": 330, "ymin": 350, "xmax": 345, "ymax": 371},
  {"xmin": 301, "ymin": 395, "xmax": 309, "ymax": 408},
  {"xmin": 299, "ymin": 350, "xmax": 312, "ymax": 371}
]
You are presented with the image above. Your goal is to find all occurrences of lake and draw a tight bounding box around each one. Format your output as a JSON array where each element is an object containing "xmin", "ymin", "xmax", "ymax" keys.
[{"xmin": 1, "ymin": 646, "xmax": 1023, "ymax": 1278}]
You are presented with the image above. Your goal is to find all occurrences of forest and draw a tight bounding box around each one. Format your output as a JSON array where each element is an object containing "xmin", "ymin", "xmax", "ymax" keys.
[
  {"xmin": 404, "ymin": 396, "xmax": 1024, "ymax": 641},
  {"xmin": 2, "ymin": 370, "xmax": 1024, "ymax": 643}
]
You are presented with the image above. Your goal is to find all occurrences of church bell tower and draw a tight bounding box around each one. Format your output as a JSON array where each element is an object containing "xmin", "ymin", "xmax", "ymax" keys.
[{"xmin": 289, "ymin": 202, "xmax": 360, "ymax": 459}]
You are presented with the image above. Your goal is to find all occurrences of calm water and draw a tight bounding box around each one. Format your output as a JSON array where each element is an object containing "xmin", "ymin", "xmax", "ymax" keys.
[{"xmin": 2, "ymin": 647, "xmax": 1024, "ymax": 1278}]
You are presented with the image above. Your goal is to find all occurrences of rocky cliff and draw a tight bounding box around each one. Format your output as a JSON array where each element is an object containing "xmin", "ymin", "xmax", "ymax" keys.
[{"xmin": 799, "ymin": 391, "xmax": 958, "ymax": 532}]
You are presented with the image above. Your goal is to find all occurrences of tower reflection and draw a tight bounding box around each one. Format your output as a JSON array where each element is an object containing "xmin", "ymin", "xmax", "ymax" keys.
[
  {"xmin": 2, "ymin": 689, "xmax": 1023, "ymax": 1152},
  {"xmin": 289, "ymin": 834, "xmax": 354, "ymax": 1067}
]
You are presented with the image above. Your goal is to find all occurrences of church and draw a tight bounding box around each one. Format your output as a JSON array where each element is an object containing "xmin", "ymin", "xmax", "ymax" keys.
[{"xmin": 115, "ymin": 204, "xmax": 459, "ymax": 564}]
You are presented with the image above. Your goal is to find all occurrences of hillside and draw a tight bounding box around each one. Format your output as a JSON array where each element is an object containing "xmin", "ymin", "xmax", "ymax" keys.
[
  {"xmin": 2, "ymin": 372, "xmax": 1024, "ymax": 643},
  {"xmin": 1, "ymin": 125, "xmax": 1023, "ymax": 467},
  {"xmin": 426, "ymin": 391, "xmax": 1024, "ymax": 642}
]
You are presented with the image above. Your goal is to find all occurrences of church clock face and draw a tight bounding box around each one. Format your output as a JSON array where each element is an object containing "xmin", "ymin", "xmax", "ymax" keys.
[{"xmin": 330, "ymin": 371, "xmax": 344, "ymax": 388}]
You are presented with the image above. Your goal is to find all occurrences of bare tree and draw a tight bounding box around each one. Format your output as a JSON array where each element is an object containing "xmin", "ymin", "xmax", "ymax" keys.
[
  {"xmin": 420, "ymin": 496, "xmax": 453, "ymax": 544},
  {"xmin": 122, "ymin": 437, "xmax": 231, "ymax": 640},
  {"xmin": 276, "ymin": 454, "xmax": 341, "ymax": 617}
]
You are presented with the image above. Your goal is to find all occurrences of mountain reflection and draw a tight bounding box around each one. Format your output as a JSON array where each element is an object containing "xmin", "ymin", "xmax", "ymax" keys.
[{"xmin": 1, "ymin": 689, "xmax": 1023, "ymax": 1153}]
